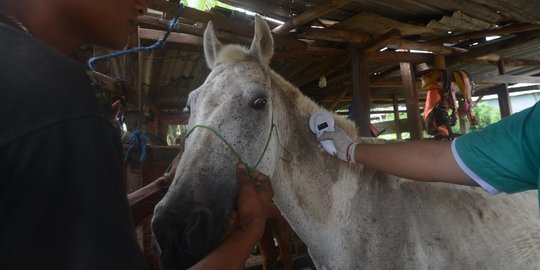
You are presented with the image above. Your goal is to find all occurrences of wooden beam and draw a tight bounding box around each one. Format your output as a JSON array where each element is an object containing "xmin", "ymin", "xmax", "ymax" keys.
[
  {"xmin": 298, "ymin": 28, "xmax": 463, "ymax": 57},
  {"xmin": 343, "ymin": 79, "xmax": 420, "ymax": 88},
  {"xmin": 368, "ymin": 52, "xmax": 433, "ymax": 64},
  {"xmin": 497, "ymin": 61, "xmax": 512, "ymax": 118},
  {"xmin": 139, "ymin": 15, "xmax": 280, "ymax": 48},
  {"xmin": 429, "ymin": 23, "xmax": 540, "ymax": 44},
  {"xmin": 476, "ymin": 53, "xmax": 500, "ymax": 62},
  {"xmin": 502, "ymin": 58, "xmax": 540, "ymax": 67},
  {"xmin": 146, "ymin": 0, "xmax": 252, "ymax": 37},
  {"xmin": 299, "ymin": 28, "xmax": 371, "ymax": 44},
  {"xmin": 465, "ymin": 58, "xmax": 540, "ymax": 67},
  {"xmin": 470, "ymin": 73, "xmax": 540, "ymax": 84},
  {"xmin": 388, "ymin": 39, "xmax": 466, "ymax": 55},
  {"xmin": 351, "ymin": 52, "xmax": 372, "ymax": 137},
  {"xmin": 400, "ymin": 62, "xmax": 423, "ymax": 140},
  {"xmin": 218, "ymin": 0, "xmax": 293, "ymax": 22},
  {"xmin": 139, "ymin": 28, "xmax": 340, "ymax": 62},
  {"xmin": 140, "ymin": 28, "xmax": 203, "ymax": 46},
  {"xmin": 474, "ymin": 84, "xmax": 540, "ymax": 96},
  {"xmin": 333, "ymin": 11, "xmax": 434, "ymax": 37},
  {"xmin": 146, "ymin": 0, "xmax": 308, "ymax": 52},
  {"xmin": 447, "ymin": 30, "xmax": 540, "ymax": 66},
  {"xmin": 361, "ymin": 29, "xmax": 401, "ymax": 54},
  {"xmin": 272, "ymin": 0, "xmax": 353, "ymax": 34}
]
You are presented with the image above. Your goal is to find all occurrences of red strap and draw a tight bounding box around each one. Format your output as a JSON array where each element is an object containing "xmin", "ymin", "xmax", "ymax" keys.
[{"xmin": 346, "ymin": 142, "xmax": 354, "ymax": 162}]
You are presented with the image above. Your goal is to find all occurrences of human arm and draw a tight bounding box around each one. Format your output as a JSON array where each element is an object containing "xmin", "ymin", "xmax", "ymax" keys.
[
  {"xmin": 189, "ymin": 164, "xmax": 274, "ymax": 270},
  {"xmin": 354, "ymin": 140, "xmax": 476, "ymax": 186},
  {"xmin": 319, "ymin": 128, "xmax": 477, "ymax": 186}
]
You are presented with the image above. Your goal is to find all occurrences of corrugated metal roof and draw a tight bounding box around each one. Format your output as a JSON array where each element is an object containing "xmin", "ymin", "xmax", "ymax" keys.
[{"xmin": 134, "ymin": 0, "xmax": 540, "ymax": 113}]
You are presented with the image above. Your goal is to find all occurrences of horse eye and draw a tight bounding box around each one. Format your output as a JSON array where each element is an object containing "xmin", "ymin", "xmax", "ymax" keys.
[
  {"xmin": 183, "ymin": 106, "xmax": 190, "ymax": 114},
  {"xmin": 252, "ymin": 97, "xmax": 267, "ymax": 110}
]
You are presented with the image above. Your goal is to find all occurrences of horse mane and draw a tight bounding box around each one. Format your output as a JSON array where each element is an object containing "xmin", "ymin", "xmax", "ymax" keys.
[{"xmin": 268, "ymin": 69, "xmax": 361, "ymax": 142}]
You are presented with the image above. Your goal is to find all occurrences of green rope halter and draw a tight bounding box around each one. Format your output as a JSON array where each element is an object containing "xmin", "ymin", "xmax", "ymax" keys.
[{"xmin": 183, "ymin": 113, "xmax": 276, "ymax": 179}]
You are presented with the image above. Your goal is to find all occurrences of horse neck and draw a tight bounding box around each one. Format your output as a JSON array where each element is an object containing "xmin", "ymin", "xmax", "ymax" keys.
[{"xmin": 269, "ymin": 73, "xmax": 377, "ymax": 232}]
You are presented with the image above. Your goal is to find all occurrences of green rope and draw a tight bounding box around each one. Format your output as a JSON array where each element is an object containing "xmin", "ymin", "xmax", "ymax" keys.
[{"xmin": 183, "ymin": 114, "xmax": 276, "ymax": 180}]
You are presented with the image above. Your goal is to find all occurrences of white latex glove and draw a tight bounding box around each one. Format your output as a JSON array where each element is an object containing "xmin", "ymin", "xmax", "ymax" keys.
[{"xmin": 318, "ymin": 126, "xmax": 357, "ymax": 163}]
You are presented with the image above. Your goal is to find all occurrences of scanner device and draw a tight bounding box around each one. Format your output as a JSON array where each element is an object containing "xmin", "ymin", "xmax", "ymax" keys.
[{"xmin": 309, "ymin": 110, "xmax": 338, "ymax": 156}]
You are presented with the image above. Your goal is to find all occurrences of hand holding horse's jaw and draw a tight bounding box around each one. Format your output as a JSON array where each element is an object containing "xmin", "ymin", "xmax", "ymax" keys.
[{"xmin": 223, "ymin": 163, "xmax": 274, "ymax": 244}]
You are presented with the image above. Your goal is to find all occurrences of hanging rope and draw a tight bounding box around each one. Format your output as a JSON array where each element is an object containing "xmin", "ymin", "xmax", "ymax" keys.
[{"xmin": 87, "ymin": 3, "xmax": 184, "ymax": 70}]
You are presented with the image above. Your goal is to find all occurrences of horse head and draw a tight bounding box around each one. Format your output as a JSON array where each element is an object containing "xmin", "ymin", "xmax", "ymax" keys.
[{"xmin": 152, "ymin": 15, "xmax": 279, "ymax": 269}]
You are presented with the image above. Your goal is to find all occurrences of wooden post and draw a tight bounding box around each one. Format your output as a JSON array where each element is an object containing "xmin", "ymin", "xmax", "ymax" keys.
[
  {"xmin": 400, "ymin": 62, "xmax": 423, "ymax": 140},
  {"xmin": 497, "ymin": 60, "xmax": 512, "ymax": 118},
  {"xmin": 351, "ymin": 51, "xmax": 371, "ymax": 137},
  {"xmin": 124, "ymin": 27, "xmax": 143, "ymax": 132},
  {"xmin": 434, "ymin": 55, "xmax": 446, "ymax": 70},
  {"xmin": 391, "ymin": 95, "xmax": 402, "ymax": 140},
  {"xmin": 157, "ymin": 116, "xmax": 169, "ymax": 143},
  {"xmin": 459, "ymin": 118, "xmax": 467, "ymax": 134},
  {"xmin": 124, "ymin": 27, "xmax": 144, "ymax": 248}
]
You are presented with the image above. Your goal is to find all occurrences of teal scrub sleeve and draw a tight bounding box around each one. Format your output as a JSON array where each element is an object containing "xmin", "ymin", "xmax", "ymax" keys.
[{"xmin": 452, "ymin": 102, "xmax": 540, "ymax": 194}]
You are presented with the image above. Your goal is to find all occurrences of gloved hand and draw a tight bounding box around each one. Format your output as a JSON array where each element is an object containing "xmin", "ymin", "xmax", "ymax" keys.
[{"xmin": 318, "ymin": 126, "xmax": 357, "ymax": 163}]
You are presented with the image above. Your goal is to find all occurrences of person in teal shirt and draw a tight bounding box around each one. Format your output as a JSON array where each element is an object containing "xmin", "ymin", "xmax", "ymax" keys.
[{"xmin": 320, "ymin": 101, "xmax": 539, "ymax": 206}]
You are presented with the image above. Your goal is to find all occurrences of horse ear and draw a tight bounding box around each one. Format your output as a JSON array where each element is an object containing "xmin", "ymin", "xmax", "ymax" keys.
[
  {"xmin": 249, "ymin": 15, "xmax": 274, "ymax": 66},
  {"xmin": 203, "ymin": 21, "xmax": 223, "ymax": 69}
]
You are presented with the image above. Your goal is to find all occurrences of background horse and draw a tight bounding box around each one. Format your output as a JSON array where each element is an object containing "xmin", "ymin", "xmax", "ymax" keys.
[{"xmin": 152, "ymin": 16, "xmax": 540, "ymax": 269}]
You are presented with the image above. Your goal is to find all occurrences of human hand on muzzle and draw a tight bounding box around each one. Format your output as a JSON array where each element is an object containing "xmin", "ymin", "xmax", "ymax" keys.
[{"xmin": 222, "ymin": 163, "xmax": 274, "ymax": 244}]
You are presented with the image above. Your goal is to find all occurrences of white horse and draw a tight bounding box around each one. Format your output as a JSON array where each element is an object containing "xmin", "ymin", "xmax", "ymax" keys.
[{"xmin": 152, "ymin": 16, "xmax": 540, "ymax": 269}]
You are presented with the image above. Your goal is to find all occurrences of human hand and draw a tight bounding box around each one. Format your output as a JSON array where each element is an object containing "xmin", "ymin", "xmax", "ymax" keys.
[
  {"xmin": 189, "ymin": 165, "xmax": 274, "ymax": 270},
  {"xmin": 318, "ymin": 126, "xmax": 357, "ymax": 163},
  {"xmin": 224, "ymin": 163, "xmax": 274, "ymax": 244}
]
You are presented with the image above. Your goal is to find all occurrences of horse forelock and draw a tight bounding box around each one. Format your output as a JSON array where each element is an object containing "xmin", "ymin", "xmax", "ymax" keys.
[{"xmin": 215, "ymin": 44, "xmax": 250, "ymax": 66}]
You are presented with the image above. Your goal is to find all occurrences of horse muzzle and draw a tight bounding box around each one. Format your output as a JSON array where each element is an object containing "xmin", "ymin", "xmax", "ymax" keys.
[{"xmin": 152, "ymin": 203, "xmax": 230, "ymax": 270}]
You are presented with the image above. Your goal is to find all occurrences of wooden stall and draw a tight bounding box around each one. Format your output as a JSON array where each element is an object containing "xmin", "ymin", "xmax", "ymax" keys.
[{"xmin": 90, "ymin": 0, "xmax": 540, "ymax": 269}]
